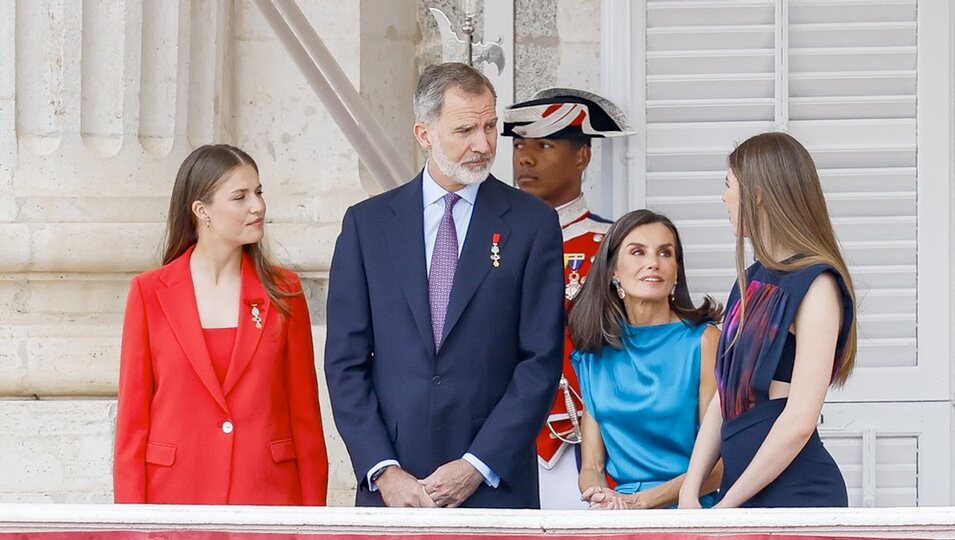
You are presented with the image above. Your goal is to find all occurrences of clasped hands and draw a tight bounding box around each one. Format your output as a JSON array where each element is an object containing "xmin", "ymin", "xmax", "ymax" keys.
[
  {"xmin": 580, "ymin": 485, "xmax": 652, "ymax": 510},
  {"xmin": 377, "ymin": 459, "xmax": 483, "ymax": 508}
]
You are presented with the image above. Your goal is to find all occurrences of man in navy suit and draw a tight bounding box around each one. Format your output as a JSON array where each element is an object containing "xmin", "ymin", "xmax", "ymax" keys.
[{"xmin": 324, "ymin": 63, "xmax": 565, "ymax": 508}]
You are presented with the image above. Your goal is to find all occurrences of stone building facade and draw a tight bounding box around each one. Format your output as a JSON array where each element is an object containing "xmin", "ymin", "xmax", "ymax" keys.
[{"xmin": 0, "ymin": 0, "xmax": 601, "ymax": 505}]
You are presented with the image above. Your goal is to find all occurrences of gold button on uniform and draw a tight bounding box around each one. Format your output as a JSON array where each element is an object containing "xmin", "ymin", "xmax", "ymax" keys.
[{"xmin": 221, "ymin": 421, "xmax": 234, "ymax": 434}]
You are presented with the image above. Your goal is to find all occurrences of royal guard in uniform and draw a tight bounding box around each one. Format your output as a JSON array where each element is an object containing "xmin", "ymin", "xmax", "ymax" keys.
[{"xmin": 503, "ymin": 88, "xmax": 634, "ymax": 509}]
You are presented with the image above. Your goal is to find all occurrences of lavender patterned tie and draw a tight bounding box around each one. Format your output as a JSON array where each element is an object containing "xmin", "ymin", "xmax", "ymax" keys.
[{"xmin": 429, "ymin": 192, "xmax": 461, "ymax": 349}]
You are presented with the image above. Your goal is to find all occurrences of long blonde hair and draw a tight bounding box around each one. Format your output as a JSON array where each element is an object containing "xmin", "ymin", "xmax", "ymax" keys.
[{"xmin": 728, "ymin": 132, "xmax": 857, "ymax": 385}]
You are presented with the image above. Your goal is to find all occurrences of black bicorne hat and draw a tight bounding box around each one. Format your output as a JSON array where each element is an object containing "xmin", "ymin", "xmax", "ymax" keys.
[{"xmin": 502, "ymin": 87, "xmax": 635, "ymax": 139}]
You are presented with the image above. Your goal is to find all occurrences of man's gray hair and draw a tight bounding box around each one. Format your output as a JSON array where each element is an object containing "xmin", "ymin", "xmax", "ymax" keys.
[{"xmin": 413, "ymin": 62, "xmax": 497, "ymax": 125}]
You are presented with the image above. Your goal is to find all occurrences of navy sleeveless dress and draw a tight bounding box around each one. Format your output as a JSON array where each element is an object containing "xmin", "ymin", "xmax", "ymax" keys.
[{"xmin": 716, "ymin": 261, "xmax": 853, "ymax": 507}]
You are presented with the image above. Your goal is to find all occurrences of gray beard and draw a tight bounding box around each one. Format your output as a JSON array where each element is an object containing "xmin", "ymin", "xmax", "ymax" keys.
[{"xmin": 431, "ymin": 144, "xmax": 494, "ymax": 186}]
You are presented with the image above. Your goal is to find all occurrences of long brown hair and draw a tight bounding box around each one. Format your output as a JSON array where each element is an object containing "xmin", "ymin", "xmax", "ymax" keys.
[
  {"xmin": 569, "ymin": 209, "xmax": 723, "ymax": 352},
  {"xmin": 163, "ymin": 144, "xmax": 297, "ymax": 315},
  {"xmin": 728, "ymin": 132, "xmax": 857, "ymax": 385}
]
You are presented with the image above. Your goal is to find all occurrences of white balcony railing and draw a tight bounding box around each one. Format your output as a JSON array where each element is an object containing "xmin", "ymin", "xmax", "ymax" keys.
[{"xmin": 1, "ymin": 504, "xmax": 955, "ymax": 538}]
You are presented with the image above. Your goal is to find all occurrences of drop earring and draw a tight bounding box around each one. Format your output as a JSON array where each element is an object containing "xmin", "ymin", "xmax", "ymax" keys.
[
  {"xmin": 611, "ymin": 276, "xmax": 626, "ymax": 300},
  {"xmin": 670, "ymin": 281, "xmax": 678, "ymax": 301},
  {"xmin": 204, "ymin": 216, "xmax": 211, "ymax": 229}
]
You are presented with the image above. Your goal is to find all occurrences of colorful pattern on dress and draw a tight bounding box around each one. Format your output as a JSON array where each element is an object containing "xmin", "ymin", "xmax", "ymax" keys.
[{"xmin": 716, "ymin": 279, "xmax": 789, "ymax": 420}]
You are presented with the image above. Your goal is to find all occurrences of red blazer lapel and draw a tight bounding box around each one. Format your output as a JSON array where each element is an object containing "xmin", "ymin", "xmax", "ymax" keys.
[
  {"xmin": 156, "ymin": 246, "xmax": 230, "ymax": 414},
  {"xmin": 222, "ymin": 252, "xmax": 270, "ymax": 396}
]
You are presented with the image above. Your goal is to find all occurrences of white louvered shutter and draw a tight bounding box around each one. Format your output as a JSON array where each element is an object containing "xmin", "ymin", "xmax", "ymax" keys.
[
  {"xmin": 820, "ymin": 401, "xmax": 951, "ymax": 507},
  {"xmin": 644, "ymin": 0, "xmax": 776, "ymax": 302},
  {"xmin": 634, "ymin": 0, "xmax": 951, "ymax": 506},
  {"xmin": 786, "ymin": 0, "xmax": 917, "ymax": 386}
]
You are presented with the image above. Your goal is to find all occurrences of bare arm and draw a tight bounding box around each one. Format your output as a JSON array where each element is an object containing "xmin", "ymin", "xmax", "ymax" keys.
[
  {"xmin": 620, "ymin": 462, "xmax": 725, "ymax": 509},
  {"xmin": 577, "ymin": 409, "xmax": 610, "ymax": 493},
  {"xmin": 678, "ymin": 391, "xmax": 724, "ymax": 508},
  {"xmin": 579, "ymin": 410, "xmax": 634, "ymax": 509},
  {"xmin": 697, "ymin": 325, "xmax": 720, "ymax": 422},
  {"xmin": 713, "ymin": 273, "xmax": 841, "ymax": 508},
  {"xmin": 695, "ymin": 325, "xmax": 725, "ymax": 499}
]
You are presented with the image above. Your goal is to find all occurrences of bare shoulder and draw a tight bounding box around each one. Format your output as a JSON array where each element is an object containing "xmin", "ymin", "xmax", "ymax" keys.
[
  {"xmin": 699, "ymin": 324, "xmax": 720, "ymax": 368},
  {"xmin": 795, "ymin": 271, "xmax": 843, "ymax": 331},
  {"xmin": 803, "ymin": 271, "xmax": 841, "ymax": 307},
  {"xmin": 701, "ymin": 324, "xmax": 721, "ymax": 348}
]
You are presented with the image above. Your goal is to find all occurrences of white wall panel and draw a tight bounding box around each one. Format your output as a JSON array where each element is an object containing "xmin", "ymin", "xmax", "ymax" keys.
[{"xmin": 604, "ymin": 0, "xmax": 953, "ymax": 505}]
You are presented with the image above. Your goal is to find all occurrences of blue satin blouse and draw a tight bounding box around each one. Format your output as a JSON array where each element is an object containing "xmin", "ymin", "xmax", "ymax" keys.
[{"xmin": 571, "ymin": 320, "xmax": 716, "ymax": 507}]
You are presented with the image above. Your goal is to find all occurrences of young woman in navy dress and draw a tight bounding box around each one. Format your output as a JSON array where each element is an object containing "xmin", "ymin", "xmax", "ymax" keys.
[{"xmin": 678, "ymin": 132, "xmax": 856, "ymax": 508}]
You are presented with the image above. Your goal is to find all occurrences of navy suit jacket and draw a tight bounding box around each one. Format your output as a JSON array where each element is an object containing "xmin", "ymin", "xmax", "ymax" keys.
[{"xmin": 324, "ymin": 172, "xmax": 565, "ymax": 508}]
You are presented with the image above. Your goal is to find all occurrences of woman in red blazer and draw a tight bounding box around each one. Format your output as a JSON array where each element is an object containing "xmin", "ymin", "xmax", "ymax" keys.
[{"xmin": 114, "ymin": 144, "xmax": 329, "ymax": 505}]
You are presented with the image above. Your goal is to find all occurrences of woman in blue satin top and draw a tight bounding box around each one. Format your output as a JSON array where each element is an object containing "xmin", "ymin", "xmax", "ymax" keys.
[{"xmin": 567, "ymin": 209, "xmax": 724, "ymax": 509}]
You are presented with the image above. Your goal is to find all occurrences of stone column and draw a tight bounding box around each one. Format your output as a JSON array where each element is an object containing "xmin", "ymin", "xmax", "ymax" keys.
[{"xmin": 0, "ymin": 0, "xmax": 417, "ymax": 505}]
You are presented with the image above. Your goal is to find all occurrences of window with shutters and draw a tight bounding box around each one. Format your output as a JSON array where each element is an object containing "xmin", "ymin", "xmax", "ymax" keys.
[
  {"xmin": 825, "ymin": 433, "xmax": 918, "ymax": 507},
  {"xmin": 637, "ymin": 0, "xmax": 951, "ymax": 400},
  {"xmin": 820, "ymin": 401, "xmax": 951, "ymax": 506},
  {"xmin": 643, "ymin": 0, "xmax": 924, "ymax": 398},
  {"xmin": 599, "ymin": 0, "xmax": 953, "ymax": 505}
]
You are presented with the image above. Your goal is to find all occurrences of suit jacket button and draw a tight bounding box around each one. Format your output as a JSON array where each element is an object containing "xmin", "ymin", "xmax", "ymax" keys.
[
  {"xmin": 221, "ymin": 421, "xmax": 234, "ymax": 434},
  {"xmin": 432, "ymin": 376, "xmax": 442, "ymax": 386}
]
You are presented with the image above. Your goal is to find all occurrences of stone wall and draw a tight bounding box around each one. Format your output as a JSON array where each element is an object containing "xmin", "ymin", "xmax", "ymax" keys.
[
  {"xmin": 0, "ymin": 0, "xmax": 415, "ymax": 506},
  {"xmin": 417, "ymin": 0, "xmax": 602, "ymax": 99},
  {"xmin": 1, "ymin": 0, "xmax": 600, "ymax": 505}
]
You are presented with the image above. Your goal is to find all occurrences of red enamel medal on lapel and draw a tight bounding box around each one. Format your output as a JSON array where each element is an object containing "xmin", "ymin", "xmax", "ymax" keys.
[{"xmin": 490, "ymin": 233, "xmax": 501, "ymax": 268}]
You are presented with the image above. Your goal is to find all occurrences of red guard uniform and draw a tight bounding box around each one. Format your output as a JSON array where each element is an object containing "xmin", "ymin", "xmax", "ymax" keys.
[
  {"xmin": 537, "ymin": 195, "xmax": 610, "ymax": 471},
  {"xmin": 503, "ymin": 85, "xmax": 634, "ymax": 508}
]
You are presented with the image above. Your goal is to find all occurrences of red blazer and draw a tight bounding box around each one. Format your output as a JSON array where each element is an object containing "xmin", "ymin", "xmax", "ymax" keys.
[{"xmin": 114, "ymin": 246, "xmax": 328, "ymax": 505}]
